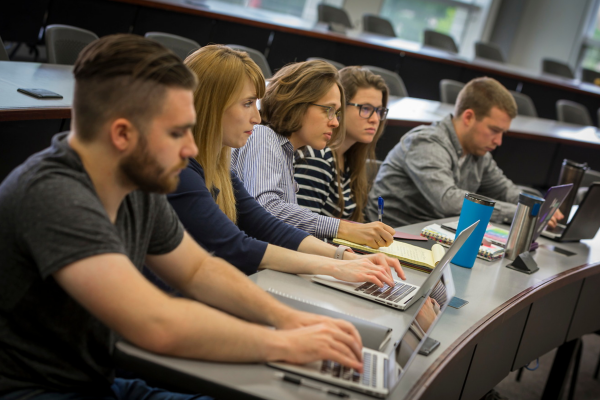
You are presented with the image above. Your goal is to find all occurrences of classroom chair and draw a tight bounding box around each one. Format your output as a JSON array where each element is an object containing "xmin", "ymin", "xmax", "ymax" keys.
[
  {"xmin": 556, "ymin": 99, "xmax": 593, "ymax": 126},
  {"xmin": 510, "ymin": 91, "xmax": 538, "ymax": 117},
  {"xmin": 0, "ymin": 36, "xmax": 9, "ymax": 61},
  {"xmin": 542, "ymin": 58, "xmax": 575, "ymax": 79},
  {"xmin": 439, "ymin": 79, "xmax": 464, "ymax": 104},
  {"xmin": 423, "ymin": 30, "xmax": 458, "ymax": 53},
  {"xmin": 317, "ymin": 4, "xmax": 353, "ymax": 30},
  {"xmin": 144, "ymin": 32, "xmax": 200, "ymax": 61},
  {"xmin": 362, "ymin": 65, "xmax": 407, "ymax": 97},
  {"xmin": 474, "ymin": 41, "xmax": 505, "ymax": 63},
  {"xmin": 582, "ymin": 68, "xmax": 600, "ymax": 85},
  {"xmin": 362, "ymin": 14, "xmax": 395, "ymax": 37},
  {"xmin": 45, "ymin": 24, "xmax": 99, "ymax": 65},
  {"xmin": 226, "ymin": 44, "xmax": 272, "ymax": 78},
  {"xmin": 306, "ymin": 57, "xmax": 345, "ymax": 70}
]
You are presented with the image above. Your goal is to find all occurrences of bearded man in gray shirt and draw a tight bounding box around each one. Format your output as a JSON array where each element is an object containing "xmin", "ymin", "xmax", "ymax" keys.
[{"xmin": 367, "ymin": 77, "xmax": 561, "ymax": 228}]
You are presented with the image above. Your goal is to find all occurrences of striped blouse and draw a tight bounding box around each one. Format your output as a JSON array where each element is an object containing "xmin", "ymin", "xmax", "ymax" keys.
[
  {"xmin": 231, "ymin": 125, "xmax": 340, "ymax": 238},
  {"xmin": 294, "ymin": 146, "xmax": 356, "ymax": 220}
]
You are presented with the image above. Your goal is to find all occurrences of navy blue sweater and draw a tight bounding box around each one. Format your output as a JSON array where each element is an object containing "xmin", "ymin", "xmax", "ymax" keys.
[{"xmin": 168, "ymin": 158, "xmax": 309, "ymax": 275}]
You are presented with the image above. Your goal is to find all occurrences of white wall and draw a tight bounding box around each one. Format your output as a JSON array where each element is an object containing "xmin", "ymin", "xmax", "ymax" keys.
[{"xmin": 508, "ymin": 0, "xmax": 593, "ymax": 72}]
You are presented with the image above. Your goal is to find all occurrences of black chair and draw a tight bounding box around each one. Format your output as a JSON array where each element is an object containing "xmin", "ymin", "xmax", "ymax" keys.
[
  {"xmin": 362, "ymin": 65, "xmax": 407, "ymax": 97},
  {"xmin": 556, "ymin": 99, "xmax": 593, "ymax": 126},
  {"xmin": 227, "ymin": 44, "xmax": 272, "ymax": 78},
  {"xmin": 317, "ymin": 4, "xmax": 352, "ymax": 30},
  {"xmin": 306, "ymin": 57, "xmax": 345, "ymax": 70},
  {"xmin": 362, "ymin": 14, "xmax": 395, "ymax": 37},
  {"xmin": 0, "ymin": 36, "xmax": 9, "ymax": 61},
  {"xmin": 582, "ymin": 68, "xmax": 600, "ymax": 84},
  {"xmin": 145, "ymin": 32, "xmax": 200, "ymax": 61},
  {"xmin": 542, "ymin": 58, "xmax": 575, "ymax": 79},
  {"xmin": 45, "ymin": 24, "xmax": 99, "ymax": 65},
  {"xmin": 510, "ymin": 91, "xmax": 537, "ymax": 117},
  {"xmin": 423, "ymin": 30, "xmax": 458, "ymax": 53},
  {"xmin": 439, "ymin": 79, "xmax": 464, "ymax": 104},
  {"xmin": 474, "ymin": 41, "xmax": 505, "ymax": 63}
]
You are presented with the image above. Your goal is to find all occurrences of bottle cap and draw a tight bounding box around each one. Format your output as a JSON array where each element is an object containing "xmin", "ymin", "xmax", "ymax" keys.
[
  {"xmin": 465, "ymin": 193, "xmax": 495, "ymax": 207},
  {"xmin": 563, "ymin": 159, "xmax": 589, "ymax": 170},
  {"xmin": 518, "ymin": 192, "xmax": 544, "ymax": 207}
]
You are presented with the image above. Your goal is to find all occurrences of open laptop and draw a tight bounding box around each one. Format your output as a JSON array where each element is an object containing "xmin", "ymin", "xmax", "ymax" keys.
[
  {"xmin": 541, "ymin": 182, "xmax": 600, "ymax": 241},
  {"xmin": 311, "ymin": 222, "xmax": 477, "ymax": 311},
  {"xmin": 268, "ymin": 267, "xmax": 456, "ymax": 398}
]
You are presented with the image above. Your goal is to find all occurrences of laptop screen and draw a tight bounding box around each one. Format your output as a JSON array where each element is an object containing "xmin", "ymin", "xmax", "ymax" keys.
[{"xmin": 385, "ymin": 267, "xmax": 456, "ymax": 391}]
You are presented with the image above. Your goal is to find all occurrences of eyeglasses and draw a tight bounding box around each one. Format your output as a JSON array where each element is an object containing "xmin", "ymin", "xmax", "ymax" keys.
[
  {"xmin": 346, "ymin": 102, "xmax": 389, "ymax": 121},
  {"xmin": 310, "ymin": 103, "xmax": 342, "ymax": 121}
]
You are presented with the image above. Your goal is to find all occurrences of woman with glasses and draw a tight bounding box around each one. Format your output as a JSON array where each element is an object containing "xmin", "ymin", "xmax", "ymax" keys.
[
  {"xmin": 231, "ymin": 60, "xmax": 395, "ymax": 249},
  {"xmin": 166, "ymin": 46, "xmax": 403, "ymax": 285},
  {"xmin": 295, "ymin": 66, "xmax": 390, "ymax": 224}
]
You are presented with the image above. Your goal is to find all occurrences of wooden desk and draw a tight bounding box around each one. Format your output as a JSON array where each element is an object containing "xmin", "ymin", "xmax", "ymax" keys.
[{"xmin": 114, "ymin": 219, "xmax": 600, "ymax": 400}]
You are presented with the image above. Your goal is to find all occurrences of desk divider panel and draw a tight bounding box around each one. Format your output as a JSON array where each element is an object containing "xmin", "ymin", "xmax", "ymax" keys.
[
  {"xmin": 512, "ymin": 279, "xmax": 583, "ymax": 370},
  {"xmin": 460, "ymin": 306, "xmax": 529, "ymax": 400},
  {"xmin": 417, "ymin": 342, "xmax": 476, "ymax": 400},
  {"xmin": 566, "ymin": 272, "xmax": 600, "ymax": 341},
  {"xmin": 492, "ymin": 136, "xmax": 557, "ymax": 187},
  {"xmin": 397, "ymin": 55, "xmax": 462, "ymax": 101},
  {"xmin": 267, "ymin": 31, "xmax": 338, "ymax": 71}
]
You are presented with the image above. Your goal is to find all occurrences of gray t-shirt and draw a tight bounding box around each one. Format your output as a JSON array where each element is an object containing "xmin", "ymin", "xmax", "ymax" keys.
[
  {"xmin": 0, "ymin": 132, "xmax": 184, "ymax": 395},
  {"xmin": 366, "ymin": 114, "xmax": 520, "ymax": 227}
]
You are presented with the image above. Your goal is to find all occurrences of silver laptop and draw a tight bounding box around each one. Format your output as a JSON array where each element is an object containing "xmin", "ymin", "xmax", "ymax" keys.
[
  {"xmin": 541, "ymin": 183, "xmax": 600, "ymax": 241},
  {"xmin": 268, "ymin": 268, "xmax": 456, "ymax": 398},
  {"xmin": 311, "ymin": 222, "xmax": 477, "ymax": 311}
]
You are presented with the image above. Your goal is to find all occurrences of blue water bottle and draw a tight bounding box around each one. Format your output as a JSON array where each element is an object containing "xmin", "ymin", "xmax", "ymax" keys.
[{"xmin": 452, "ymin": 193, "xmax": 496, "ymax": 268}]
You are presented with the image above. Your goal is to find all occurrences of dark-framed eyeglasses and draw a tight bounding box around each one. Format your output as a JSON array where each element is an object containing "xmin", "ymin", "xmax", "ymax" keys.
[
  {"xmin": 310, "ymin": 103, "xmax": 342, "ymax": 121},
  {"xmin": 346, "ymin": 102, "xmax": 389, "ymax": 121}
]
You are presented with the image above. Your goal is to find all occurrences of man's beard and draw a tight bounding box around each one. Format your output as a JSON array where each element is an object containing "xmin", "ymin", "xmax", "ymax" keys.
[{"xmin": 119, "ymin": 134, "xmax": 188, "ymax": 194}]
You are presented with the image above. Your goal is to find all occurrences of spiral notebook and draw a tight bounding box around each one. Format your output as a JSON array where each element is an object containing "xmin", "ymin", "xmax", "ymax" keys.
[
  {"xmin": 421, "ymin": 224, "xmax": 504, "ymax": 261},
  {"xmin": 267, "ymin": 289, "xmax": 392, "ymax": 351}
]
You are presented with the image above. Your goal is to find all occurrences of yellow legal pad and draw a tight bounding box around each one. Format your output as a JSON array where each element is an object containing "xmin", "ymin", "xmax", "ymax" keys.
[{"xmin": 332, "ymin": 238, "xmax": 446, "ymax": 273}]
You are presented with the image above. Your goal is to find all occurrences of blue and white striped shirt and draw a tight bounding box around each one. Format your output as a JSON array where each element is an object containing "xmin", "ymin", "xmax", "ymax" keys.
[
  {"xmin": 231, "ymin": 125, "xmax": 340, "ymax": 238},
  {"xmin": 295, "ymin": 146, "xmax": 356, "ymax": 220}
]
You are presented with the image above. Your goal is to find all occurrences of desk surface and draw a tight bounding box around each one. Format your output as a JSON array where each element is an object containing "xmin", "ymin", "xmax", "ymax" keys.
[
  {"xmin": 0, "ymin": 61, "xmax": 73, "ymax": 121},
  {"xmin": 115, "ymin": 218, "xmax": 600, "ymax": 399},
  {"xmin": 111, "ymin": 0, "xmax": 600, "ymax": 99}
]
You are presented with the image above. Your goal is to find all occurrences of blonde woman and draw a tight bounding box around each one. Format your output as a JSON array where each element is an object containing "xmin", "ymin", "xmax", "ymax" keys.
[
  {"xmin": 168, "ymin": 45, "xmax": 404, "ymax": 285},
  {"xmin": 231, "ymin": 61, "xmax": 395, "ymax": 249}
]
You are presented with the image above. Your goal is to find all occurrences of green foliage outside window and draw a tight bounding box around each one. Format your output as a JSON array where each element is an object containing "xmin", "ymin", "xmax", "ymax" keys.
[{"xmin": 380, "ymin": 0, "xmax": 457, "ymax": 43}]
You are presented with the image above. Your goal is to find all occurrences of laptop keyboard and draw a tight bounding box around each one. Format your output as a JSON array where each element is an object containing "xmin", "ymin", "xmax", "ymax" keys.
[
  {"xmin": 320, "ymin": 351, "xmax": 379, "ymax": 387},
  {"xmin": 355, "ymin": 281, "xmax": 417, "ymax": 303}
]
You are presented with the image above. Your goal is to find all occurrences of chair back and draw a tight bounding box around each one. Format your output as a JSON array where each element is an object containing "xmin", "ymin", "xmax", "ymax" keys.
[
  {"xmin": 582, "ymin": 68, "xmax": 600, "ymax": 84},
  {"xmin": 227, "ymin": 44, "xmax": 272, "ymax": 78},
  {"xmin": 510, "ymin": 91, "xmax": 537, "ymax": 117},
  {"xmin": 306, "ymin": 57, "xmax": 345, "ymax": 70},
  {"xmin": 45, "ymin": 24, "xmax": 99, "ymax": 65},
  {"xmin": 423, "ymin": 30, "xmax": 458, "ymax": 53},
  {"xmin": 542, "ymin": 59, "xmax": 575, "ymax": 79},
  {"xmin": 474, "ymin": 41, "xmax": 505, "ymax": 63},
  {"xmin": 362, "ymin": 65, "xmax": 407, "ymax": 97},
  {"xmin": 362, "ymin": 14, "xmax": 395, "ymax": 37},
  {"xmin": 0, "ymin": 36, "xmax": 9, "ymax": 61},
  {"xmin": 145, "ymin": 32, "xmax": 200, "ymax": 61},
  {"xmin": 556, "ymin": 99, "xmax": 593, "ymax": 126},
  {"xmin": 439, "ymin": 79, "xmax": 464, "ymax": 104},
  {"xmin": 317, "ymin": 4, "xmax": 352, "ymax": 29}
]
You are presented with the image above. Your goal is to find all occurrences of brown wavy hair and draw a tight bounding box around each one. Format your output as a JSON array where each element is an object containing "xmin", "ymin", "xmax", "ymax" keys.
[
  {"xmin": 184, "ymin": 45, "xmax": 265, "ymax": 223},
  {"xmin": 259, "ymin": 59, "xmax": 346, "ymax": 149},
  {"xmin": 333, "ymin": 66, "xmax": 389, "ymax": 222}
]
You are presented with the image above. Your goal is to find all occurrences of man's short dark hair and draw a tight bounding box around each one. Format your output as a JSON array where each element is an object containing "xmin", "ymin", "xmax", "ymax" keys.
[
  {"xmin": 72, "ymin": 34, "xmax": 197, "ymax": 142},
  {"xmin": 454, "ymin": 77, "xmax": 517, "ymax": 120}
]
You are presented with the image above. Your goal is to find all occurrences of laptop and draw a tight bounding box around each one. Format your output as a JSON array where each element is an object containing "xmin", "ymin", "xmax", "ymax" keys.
[
  {"xmin": 311, "ymin": 222, "xmax": 477, "ymax": 311},
  {"xmin": 268, "ymin": 268, "xmax": 456, "ymax": 398},
  {"xmin": 541, "ymin": 182, "xmax": 600, "ymax": 241}
]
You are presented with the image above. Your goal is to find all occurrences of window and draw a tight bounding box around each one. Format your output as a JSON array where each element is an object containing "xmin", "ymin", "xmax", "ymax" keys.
[{"xmin": 581, "ymin": 3, "xmax": 600, "ymax": 72}]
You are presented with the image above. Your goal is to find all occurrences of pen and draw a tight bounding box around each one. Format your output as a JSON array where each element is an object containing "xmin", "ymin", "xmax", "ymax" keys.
[
  {"xmin": 276, "ymin": 372, "xmax": 350, "ymax": 398},
  {"xmin": 378, "ymin": 196, "xmax": 384, "ymax": 223}
]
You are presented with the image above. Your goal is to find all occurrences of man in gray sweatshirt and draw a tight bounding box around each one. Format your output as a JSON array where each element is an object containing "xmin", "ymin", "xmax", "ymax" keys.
[{"xmin": 367, "ymin": 77, "xmax": 526, "ymax": 227}]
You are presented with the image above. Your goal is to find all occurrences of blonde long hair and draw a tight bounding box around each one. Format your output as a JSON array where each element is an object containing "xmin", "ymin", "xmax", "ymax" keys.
[
  {"xmin": 333, "ymin": 66, "xmax": 389, "ymax": 222},
  {"xmin": 184, "ymin": 45, "xmax": 265, "ymax": 223}
]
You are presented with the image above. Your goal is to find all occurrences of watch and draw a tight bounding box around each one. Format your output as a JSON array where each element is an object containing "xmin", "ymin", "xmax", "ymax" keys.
[{"xmin": 334, "ymin": 245, "xmax": 351, "ymax": 260}]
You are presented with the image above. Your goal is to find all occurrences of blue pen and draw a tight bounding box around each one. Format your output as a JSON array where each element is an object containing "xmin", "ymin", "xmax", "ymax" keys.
[{"xmin": 378, "ymin": 196, "xmax": 384, "ymax": 222}]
